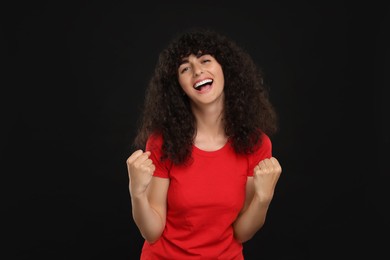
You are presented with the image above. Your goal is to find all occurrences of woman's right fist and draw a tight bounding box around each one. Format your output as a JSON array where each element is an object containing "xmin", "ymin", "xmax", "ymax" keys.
[{"xmin": 126, "ymin": 150, "xmax": 156, "ymax": 197}]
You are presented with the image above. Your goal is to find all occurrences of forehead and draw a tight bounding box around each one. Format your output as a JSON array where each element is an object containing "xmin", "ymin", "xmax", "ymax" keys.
[
  {"xmin": 179, "ymin": 52, "xmax": 212, "ymax": 64},
  {"xmin": 180, "ymin": 50, "xmax": 203, "ymax": 60}
]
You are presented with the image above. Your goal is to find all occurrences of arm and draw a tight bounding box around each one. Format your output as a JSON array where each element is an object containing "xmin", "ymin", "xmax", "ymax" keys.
[
  {"xmin": 127, "ymin": 150, "xmax": 169, "ymax": 243},
  {"xmin": 233, "ymin": 157, "xmax": 282, "ymax": 243}
]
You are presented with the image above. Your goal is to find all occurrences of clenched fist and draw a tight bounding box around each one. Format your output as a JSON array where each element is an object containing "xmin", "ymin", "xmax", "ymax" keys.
[
  {"xmin": 253, "ymin": 157, "xmax": 282, "ymax": 203},
  {"xmin": 126, "ymin": 149, "xmax": 156, "ymax": 197}
]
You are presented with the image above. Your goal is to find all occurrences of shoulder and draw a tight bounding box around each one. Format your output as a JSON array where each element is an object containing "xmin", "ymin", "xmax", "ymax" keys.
[
  {"xmin": 259, "ymin": 132, "xmax": 271, "ymax": 150},
  {"xmin": 251, "ymin": 132, "xmax": 272, "ymax": 159},
  {"xmin": 148, "ymin": 131, "xmax": 163, "ymax": 142},
  {"xmin": 146, "ymin": 132, "xmax": 163, "ymax": 151},
  {"xmin": 146, "ymin": 132, "xmax": 172, "ymax": 177},
  {"xmin": 245, "ymin": 132, "xmax": 273, "ymax": 174}
]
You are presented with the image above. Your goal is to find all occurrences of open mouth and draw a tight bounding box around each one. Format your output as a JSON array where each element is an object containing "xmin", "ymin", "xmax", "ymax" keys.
[{"xmin": 193, "ymin": 79, "xmax": 213, "ymax": 91}]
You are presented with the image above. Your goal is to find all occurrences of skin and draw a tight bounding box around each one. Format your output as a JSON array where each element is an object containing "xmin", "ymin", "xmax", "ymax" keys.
[{"xmin": 127, "ymin": 53, "xmax": 282, "ymax": 244}]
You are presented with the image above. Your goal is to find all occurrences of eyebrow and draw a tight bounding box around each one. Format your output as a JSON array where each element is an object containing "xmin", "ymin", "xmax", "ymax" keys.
[
  {"xmin": 178, "ymin": 53, "xmax": 209, "ymax": 67},
  {"xmin": 178, "ymin": 57, "xmax": 189, "ymax": 67}
]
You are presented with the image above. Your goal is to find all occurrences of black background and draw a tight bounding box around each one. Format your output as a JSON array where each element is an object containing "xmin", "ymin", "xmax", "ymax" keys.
[{"xmin": 2, "ymin": 1, "xmax": 389, "ymax": 259}]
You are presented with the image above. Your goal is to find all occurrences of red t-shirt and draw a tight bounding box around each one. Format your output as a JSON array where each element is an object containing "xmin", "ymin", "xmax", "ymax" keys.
[{"xmin": 140, "ymin": 133, "xmax": 272, "ymax": 260}]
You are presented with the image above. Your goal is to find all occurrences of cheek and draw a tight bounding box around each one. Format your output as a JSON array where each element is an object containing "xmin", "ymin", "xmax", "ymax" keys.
[
  {"xmin": 218, "ymin": 66, "xmax": 224, "ymax": 78},
  {"xmin": 219, "ymin": 72, "xmax": 224, "ymax": 85},
  {"xmin": 217, "ymin": 69, "xmax": 225, "ymax": 86},
  {"xmin": 212, "ymin": 64, "xmax": 224, "ymax": 79},
  {"xmin": 178, "ymin": 77, "xmax": 192, "ymax": 92}
]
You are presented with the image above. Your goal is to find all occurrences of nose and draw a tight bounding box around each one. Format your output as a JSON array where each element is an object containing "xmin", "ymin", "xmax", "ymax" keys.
[{"xmin": 193, "ymin": 64, "xmax": 203, "ymax": 77}]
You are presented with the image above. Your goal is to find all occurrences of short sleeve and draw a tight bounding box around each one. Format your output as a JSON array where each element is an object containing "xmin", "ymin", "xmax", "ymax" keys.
[
  {"xmin": 145, "ymin": 133, "xmax": 171, "ymax": 178},
  {"xmin": 247, "ymin": 133, "xmax": 272, "ymax": 176}
]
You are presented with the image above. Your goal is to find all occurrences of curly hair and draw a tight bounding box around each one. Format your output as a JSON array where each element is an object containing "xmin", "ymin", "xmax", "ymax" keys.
[{"xmin": 133, "ymin": 27, "xmax": 278, "ymax": 165}]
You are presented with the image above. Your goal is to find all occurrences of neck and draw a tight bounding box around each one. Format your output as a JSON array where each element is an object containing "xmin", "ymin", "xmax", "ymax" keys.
[
  {"xmin": 192, "ymin": 101, "xmax": 224, "ymax": 132},
  {"xmin": 190, "ymin": 102, "xmax": 227, "ymax": 149}
]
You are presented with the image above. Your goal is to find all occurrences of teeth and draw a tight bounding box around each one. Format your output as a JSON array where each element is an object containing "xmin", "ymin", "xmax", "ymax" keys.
[{"xmin": 194, "ymin": 79, "xmax": 212, "ymax": 88}]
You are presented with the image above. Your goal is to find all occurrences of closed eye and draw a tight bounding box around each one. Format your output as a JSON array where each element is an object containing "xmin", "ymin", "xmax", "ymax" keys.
[{"xmin": 180, "ymin": 67, "xmax": 190, "ymax": 73}]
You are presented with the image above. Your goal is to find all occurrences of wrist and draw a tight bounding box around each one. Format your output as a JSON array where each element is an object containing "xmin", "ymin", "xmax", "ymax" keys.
[
  {"xmin": 252, "ymin": 193, "xmax": 272, "ymax": 208},
  {"xmin": 130, "ymin": 188, "xmax": 148, "ymax": 200}
]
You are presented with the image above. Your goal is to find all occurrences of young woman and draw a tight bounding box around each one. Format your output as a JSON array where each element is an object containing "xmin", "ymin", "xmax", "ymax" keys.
[{"xmin": 126, "ymin": 28, "xmax": 282, "ymax": 259}]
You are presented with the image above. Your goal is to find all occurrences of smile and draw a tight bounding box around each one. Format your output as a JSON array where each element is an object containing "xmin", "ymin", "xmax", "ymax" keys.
[{"xmin": 193, "ymin": 79, "xmax": 213, "ymax": 90}]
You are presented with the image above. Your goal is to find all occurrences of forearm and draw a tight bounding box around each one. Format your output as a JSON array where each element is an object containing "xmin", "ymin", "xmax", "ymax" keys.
[
  {"xmin": 233, "ymin": 195, "xmax": 271, "ymax": 243},
  {"xmin": 131, "ymin": 193, "xmax": 165, "ymax": 243}
]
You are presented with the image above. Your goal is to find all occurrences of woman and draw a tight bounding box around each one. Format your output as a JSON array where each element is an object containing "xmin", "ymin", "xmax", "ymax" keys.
[{"xmin": 127, "ymin": 27, "xmax": 282, "ymax": 259}]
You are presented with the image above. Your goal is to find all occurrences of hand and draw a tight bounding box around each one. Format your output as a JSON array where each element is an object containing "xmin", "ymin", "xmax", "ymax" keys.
[
  {"xmin": 253, "ymin": 157, "xmax": 282, "ymax": 203},
  {"xmin": 126, "ymin": 150, "xmax": 156, "ymax": 197}
]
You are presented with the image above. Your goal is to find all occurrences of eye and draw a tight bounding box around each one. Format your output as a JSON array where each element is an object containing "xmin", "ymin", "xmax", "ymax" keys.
[
  {"xmin": 200, "ymin": 54, "xmax": 214, "ymax": 64},
  {"xmin": 180, "ymin": 66, "xmax": 190, "ymax": 74}
]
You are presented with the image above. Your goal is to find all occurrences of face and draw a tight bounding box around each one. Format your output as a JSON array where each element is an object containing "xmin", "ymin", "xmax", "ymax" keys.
[{"xmin": 177, "ymin": 54, "xmax": 224, "ymax": 107}]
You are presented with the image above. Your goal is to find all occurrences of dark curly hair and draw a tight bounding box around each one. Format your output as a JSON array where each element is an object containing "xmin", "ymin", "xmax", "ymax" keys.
[{"xmin": 133, "ymin": 27, "xmax": 278, "ymax": 165}]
